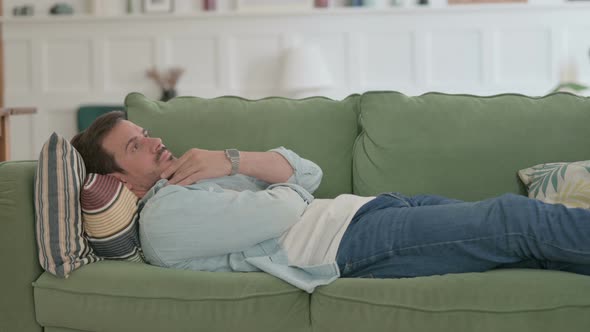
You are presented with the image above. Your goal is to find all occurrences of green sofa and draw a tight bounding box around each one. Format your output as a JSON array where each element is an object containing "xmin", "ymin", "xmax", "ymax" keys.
[{"xmin": 2, "ymin": 91, "xmax": 590, "ymax": 332}]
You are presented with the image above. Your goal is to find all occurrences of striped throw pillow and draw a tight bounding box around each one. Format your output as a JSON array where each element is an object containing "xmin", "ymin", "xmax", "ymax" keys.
[
  {"xmin": 81, "ymin": 173, "xmax": 145, "ymax": 262},
  {"xmin": 34, "ymin": 132, "xmax": 100, "ymax": 278}
]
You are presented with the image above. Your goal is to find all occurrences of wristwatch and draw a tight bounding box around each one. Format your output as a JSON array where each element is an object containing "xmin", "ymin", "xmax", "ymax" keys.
[{"xmin": 224, "ymin": 149, "xmax": 240, "ymax": 176}]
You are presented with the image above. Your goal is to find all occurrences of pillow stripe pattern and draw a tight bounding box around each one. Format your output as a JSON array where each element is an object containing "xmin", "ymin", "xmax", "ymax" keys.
[
  {"xmin": 86, "ymin": 217, "xmax": 142, "ymax": 260},
  {"xmin": 81, "ymin": 173, "xmax": 145, "ymax": 262},
  {"xmin": 34, "ymin": 132, "xmax": 100, "ymax": 278}
]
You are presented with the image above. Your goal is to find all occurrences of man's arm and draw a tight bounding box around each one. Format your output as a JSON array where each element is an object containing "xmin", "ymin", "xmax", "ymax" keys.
[
  {"xmin": 240, "ymin": 151, "xmax": 294, "ymax": 183},
  {"xmin": 140, "ymin": 184, "xmax": 307, "ymax": 262},
  {"xmin": 161, "ymin": 149, "xmax": 293, "ymax": 186},
  {"xmin": 269, "ymin": 147, "xmax": 323, "ymax": 194}
]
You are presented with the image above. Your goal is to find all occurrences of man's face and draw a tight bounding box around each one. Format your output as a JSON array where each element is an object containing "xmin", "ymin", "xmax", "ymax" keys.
[{"xmin": 102, "ymin": 120, "xmax": 174, "ymax": 192}]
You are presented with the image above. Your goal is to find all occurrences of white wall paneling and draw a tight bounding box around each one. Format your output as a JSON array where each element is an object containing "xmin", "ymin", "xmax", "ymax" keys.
[
  {"xmin": 43, "ymin": 39, "xmax": 93, "ymax": 92},
  {"xmin": 166, "ymin": 36, "xmax": 220, "ymax": 93},
  {"xmin": 105, "ymin": 37, "xmax": 157, "ymax": 92},
  {"xmin": 428, "ymin": 29, "xmax": 483, "ymax": 87},
  {"xmin": 4, "ymin": 39, "xmax": 32, "ymax": 94},
  {"xmin": 4, "ymin": 4, "xmax": 590, "ymax": 159},
  {"xmin": 229, "ymin": 34, "xmax": 283, "ymax": 93},
  {"xmin": 566, "ymin": 26, "xmax": 590, "ymax": 84},
  {"xmin": 9, "ymin": 111, "xmax": 35, "ymax": 161},
  {"xmin": 346, "ymin": 32, "xmax": 361, "ymax": 93},
  {"xmin": 497, "ymin": 28, "xmax": 553, "ymax": 86},
  {"xmin": 360, "ymin": 31, "xmax": 415, "ymax": 90}
]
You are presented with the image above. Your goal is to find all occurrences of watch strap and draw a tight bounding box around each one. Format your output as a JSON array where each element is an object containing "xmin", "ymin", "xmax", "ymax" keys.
[{"xmin": 225, "ymin": 149, "xmax": 240, "ymax": 176}]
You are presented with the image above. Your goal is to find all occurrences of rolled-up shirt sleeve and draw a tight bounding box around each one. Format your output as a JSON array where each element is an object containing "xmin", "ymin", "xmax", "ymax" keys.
[{"xmin": 269, "ymin": 147, "xmax": 323, "ymax": 194}]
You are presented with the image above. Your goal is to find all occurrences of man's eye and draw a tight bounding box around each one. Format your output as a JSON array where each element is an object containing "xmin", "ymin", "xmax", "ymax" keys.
[{"xmin": 145, "ymin": 130, "xmax": 150, "ymax": 137}]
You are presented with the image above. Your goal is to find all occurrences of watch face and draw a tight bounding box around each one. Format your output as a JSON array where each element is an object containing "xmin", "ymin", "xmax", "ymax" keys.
[{"xmin": 227, "ymin": 149, "xmax": 240, "ymax": 158}]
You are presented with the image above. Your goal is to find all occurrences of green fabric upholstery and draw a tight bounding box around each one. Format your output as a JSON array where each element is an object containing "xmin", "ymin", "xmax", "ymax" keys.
[
  {"xmin": 34, "ymin": 261, "xmax": 310, "ymax": 332},
  {"xmin": 353, "ymin": 91, "xmax": 590, "ymax": 200},
  {"xmin": 77, "ymin": 105, "xmax": 125, "ymax": 132},
  {"xmin": 0, "ymin": 161, "xmax": 43, "ymax": 332},
  {"xmin": 125, "ymin": 93, "xmax": 360, "ymax": 198},
  {"xmin": 44, "ymin": 328, "xmax": 85, "ymax": 332},
  {"xmin": 312, "ymin": 269, "xmax": 590, "ymax": 332},
  {"xmin": 3, "ymin": 91, "xmax": 590, "ymax": 332}
]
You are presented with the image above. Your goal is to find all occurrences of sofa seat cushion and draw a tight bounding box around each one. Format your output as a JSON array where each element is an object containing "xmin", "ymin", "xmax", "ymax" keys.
[
  {"xmin": 312, "ymin": 269, "xmax": 590, "ymax": 332},
  {"xmin": 33, "ymin": 261, "xmax": 310, "ymax": 332}
]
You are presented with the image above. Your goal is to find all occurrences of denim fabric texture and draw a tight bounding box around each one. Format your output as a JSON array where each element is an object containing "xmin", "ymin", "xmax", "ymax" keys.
[{"xmin": 336, "ymin": 193, "xmax": 590, "ymax": 278}]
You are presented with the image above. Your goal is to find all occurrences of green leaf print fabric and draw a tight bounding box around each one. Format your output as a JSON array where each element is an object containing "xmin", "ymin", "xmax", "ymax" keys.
[{"xmin": 519, "ymin": 161, "xmax": 590, "ymax": 208}]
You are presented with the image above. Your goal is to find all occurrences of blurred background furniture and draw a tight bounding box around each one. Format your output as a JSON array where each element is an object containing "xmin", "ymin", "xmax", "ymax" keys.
[
  {"xmin": 77, "ymin": 105, "xmax": 125, "ymax": 132},
  {"xmin": 280, "ymin": 43, "xmax": 334, "ymax": 98},
  {"xmin": 0, "ymin": 107, "xmax": 37, "ymax": 162}
]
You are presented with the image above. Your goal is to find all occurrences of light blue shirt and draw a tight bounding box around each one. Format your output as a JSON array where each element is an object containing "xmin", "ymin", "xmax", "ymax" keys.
[{"xmin": 138, "ymin": 147, "xmax": 340, "ymax": 293}]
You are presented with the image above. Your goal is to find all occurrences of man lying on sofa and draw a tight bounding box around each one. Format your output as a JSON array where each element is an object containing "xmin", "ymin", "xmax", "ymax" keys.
[{"xmin": 71, "ymin": 111, "xmax": 590, "ymax": 293}]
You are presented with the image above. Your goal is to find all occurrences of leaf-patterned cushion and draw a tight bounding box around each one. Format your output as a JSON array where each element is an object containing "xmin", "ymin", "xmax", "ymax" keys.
[{"xmin": 518, "ymin": 161, "xmax": 590, "ymax": 208}]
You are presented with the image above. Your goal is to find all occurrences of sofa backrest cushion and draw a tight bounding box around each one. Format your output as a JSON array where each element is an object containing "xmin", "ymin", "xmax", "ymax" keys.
[
  {"xmin": 353, "ymin": 91, "xmax": 590, "ymax": 201},
  {"xmin": 125, "ymin": 93, "xmax": 360, "ymax": 198}
]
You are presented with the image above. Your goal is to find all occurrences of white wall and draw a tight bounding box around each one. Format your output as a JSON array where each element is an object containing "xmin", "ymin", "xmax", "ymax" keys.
[{"xmin": 4, "ymin": 3, "xmax": 590, "ymax": 160}]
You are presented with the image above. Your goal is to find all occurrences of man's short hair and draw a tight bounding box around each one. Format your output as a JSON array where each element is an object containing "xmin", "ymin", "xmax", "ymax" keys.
[{"xmin": 71, "ymin": 111, "xmax": 126, "ymax": 174}]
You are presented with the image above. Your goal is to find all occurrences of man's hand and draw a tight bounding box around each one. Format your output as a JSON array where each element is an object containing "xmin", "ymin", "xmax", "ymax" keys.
[
  {"xmin": 161, "ymin": 148, "xmax": 294, "ymax": 186},
  {"xmin": 161, "ymin": 148, "xmax": 231, "ymax": 186}
]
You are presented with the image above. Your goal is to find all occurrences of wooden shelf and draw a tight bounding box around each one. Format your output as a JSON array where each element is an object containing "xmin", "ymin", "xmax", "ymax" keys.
[{"xmin": 1, "ymin": 2, "xmax": 588, "ymax": 23}]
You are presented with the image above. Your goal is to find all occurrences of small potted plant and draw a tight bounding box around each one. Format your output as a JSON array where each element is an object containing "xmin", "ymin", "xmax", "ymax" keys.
[{"xmin": 146, "ymin": 67, "xmax": 185, "ymax": 102}]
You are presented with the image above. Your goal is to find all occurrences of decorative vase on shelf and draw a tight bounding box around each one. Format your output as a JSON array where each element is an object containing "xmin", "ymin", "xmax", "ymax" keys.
[
  {"xmin": 160, "ymin": 89, "xmax": 178, "ymax": 102},
  {"xmin": 146, "ymin": 67, "xmax": 185, "ymax": 102},
  {"xmin": 49, "ymin": 3, "xmax": 74, "ymax": 15},
  {"xmin": 315, "ymin": 0, "xmax": 330, "ymax": 8},
  {"xmin": 203, "ymin": 0, "xmax": 217, "ymax": 11}
]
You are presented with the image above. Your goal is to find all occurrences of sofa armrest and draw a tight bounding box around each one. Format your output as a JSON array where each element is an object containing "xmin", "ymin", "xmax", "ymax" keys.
[{"xmin": 0, "ymin": 161, "xmax": 43, "ymax": 332}]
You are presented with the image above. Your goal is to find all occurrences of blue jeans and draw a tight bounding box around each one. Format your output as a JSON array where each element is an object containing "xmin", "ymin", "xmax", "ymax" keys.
[{"xmin": 335, "ymin": 193, "xmax": 590, "ymax": 278}]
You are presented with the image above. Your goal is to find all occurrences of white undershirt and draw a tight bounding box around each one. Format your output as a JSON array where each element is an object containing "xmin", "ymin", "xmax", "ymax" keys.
[{"xmin": 279, "ymin": 194, "xmax": 376, "ymax": 267}]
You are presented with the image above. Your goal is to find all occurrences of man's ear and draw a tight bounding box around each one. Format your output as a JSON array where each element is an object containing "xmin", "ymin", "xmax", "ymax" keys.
[{"xmin": 109, "ymin": 172, "xmax": 133, "ymax": 190}]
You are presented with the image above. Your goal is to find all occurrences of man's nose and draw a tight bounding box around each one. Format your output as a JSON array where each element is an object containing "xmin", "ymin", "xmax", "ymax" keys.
[{"xmin": 147, "ymin": 137, "xmax": 163, "ymax": 152}]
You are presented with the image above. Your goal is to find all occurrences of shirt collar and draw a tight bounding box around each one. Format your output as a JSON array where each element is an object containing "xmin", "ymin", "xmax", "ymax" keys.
[{"xmin": 138, "ymin": 179, "xmax": 168, "ymax": 208}]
